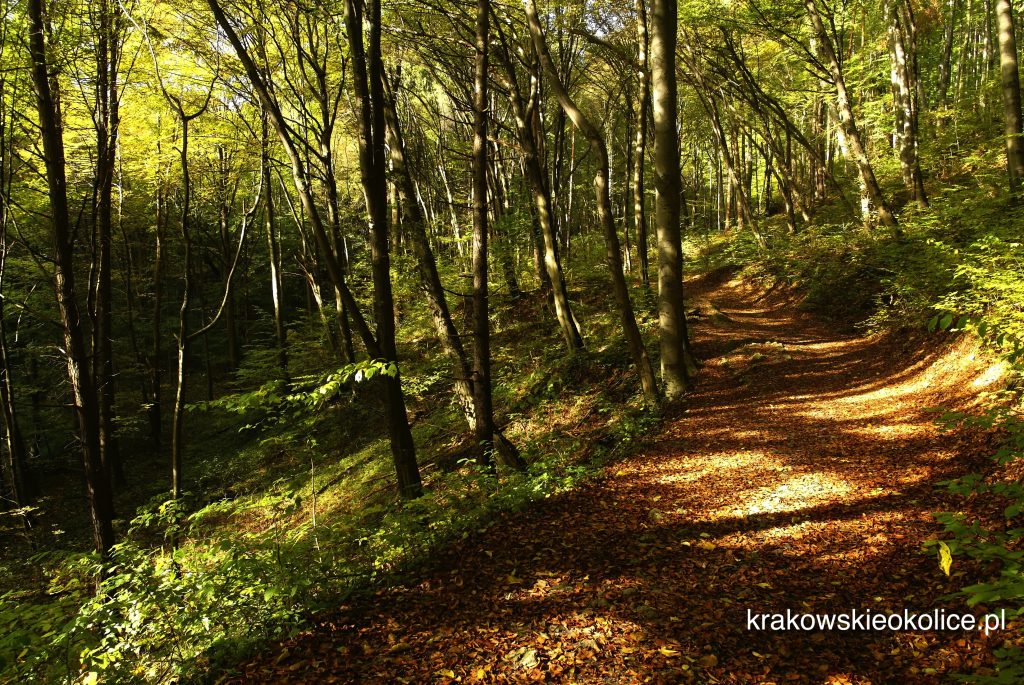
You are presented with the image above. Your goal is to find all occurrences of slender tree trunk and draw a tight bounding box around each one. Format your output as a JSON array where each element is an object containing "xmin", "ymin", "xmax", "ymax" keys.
[
  {"xmin": 888, "ymin": 0, "xmax": 928, "ymax": 206},
  {"xmin": 381, "ymin": 73, "xmax": 478, "ymax": 434},
  {"xmin": 345, "ymin": 0, "xmax": 423, "ymax": 497},
  {"xmin": 472, "ymin": 0, "xmax": 496, "ymax": 468},
  {"xmin": 170, "ymin": 115, "xmax": 196, "ymax": 501},
  {"xmin": 28, "ymin": 0, "xmax": 114, "ymax": 555},
  {"xmin": 93, "ymin": 0, "xmax": 122, "ymax": 489},
  {"xmin": 262, "ymin": 112, "xmax": 288, "ymax": 376},
  {"xmin": 996, "ymin": 0, "xmax": 1024, "ymax": 195},
  {"xmin": 474, "ymin": 0, "xmax": 524, "ymax": 469},
  {"xmin": 0, "ymin": 52, "xmax": 32, "ymax": 511},
  {"xmin": 493, "ymin": 41, "xmax": 584, "ymax": 351},
  {"xmin": 938, "ymin": 0, "xmax": 961, "ymax": 113},
  {"xmin": 150, "ymin": 173, "xmax": 165, "ymax": 452},
  {"xmin": 217, "ymin": 147, "xmax": 240, "ymax": 370},
  {"xmin": 0, "ymin": 251, "xmax": 31, "ymax": 510},
  {"xmin": 208, "ymin": 0, "xmax": 377, "ymax": 358},
  {"xmin": 525, "ymin": 0, "xmax": 658, "ymax": 404},
  {"xmin": 651, "ymin": 0, "xmax": 691, "ymax": 398},
  {"xmin": 635, "ymin": 0, "xmax": 651, "ymax": 290},
  {"xmin": 805, "ymin": 0, "xmax": 898, "ymax": 228}
]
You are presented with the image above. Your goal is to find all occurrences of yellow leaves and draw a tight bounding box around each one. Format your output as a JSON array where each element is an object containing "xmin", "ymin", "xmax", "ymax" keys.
[
  {"xmin": 938, "ymin": 541, "xmax": 953, "ymax": 576},
  {"xmin": 696, "ymin": 540, "xmax": 717, "ymax": 551},
  {"xmin": 658, "ymin": 646, "xmax": 680, "ymax": 657}
]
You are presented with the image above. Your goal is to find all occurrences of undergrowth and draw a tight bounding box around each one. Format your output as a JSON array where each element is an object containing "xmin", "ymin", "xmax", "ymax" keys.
[{"xmin": 0, "ymin": 232, "xmax": 660, "ymax": 684}]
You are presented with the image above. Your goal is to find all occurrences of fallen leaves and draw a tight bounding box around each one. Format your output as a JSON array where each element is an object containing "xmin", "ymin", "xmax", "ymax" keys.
[{"xmin": 221, "ymin": 278, "xmax": 1004, "ymax": 684}]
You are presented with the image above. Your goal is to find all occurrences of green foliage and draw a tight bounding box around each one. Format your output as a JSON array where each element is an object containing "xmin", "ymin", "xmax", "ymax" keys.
[
  {"xmin": 193, "ymin": 358, "xmax": 397, "ymax": 430},
  {"xmin": 932, "ymin": 403, "xmax": 1024, "ymax": 683},
  {"xmin": 715, "ymin": 178, "xmax": 1024, "ymax": 351},
  {"xmin": 931, "ymin": 233, "xmax": 1024, "ymax": 364},
  {"xmin": 0, "ymin": 326, "xmax": 659, "ymax": 684}
]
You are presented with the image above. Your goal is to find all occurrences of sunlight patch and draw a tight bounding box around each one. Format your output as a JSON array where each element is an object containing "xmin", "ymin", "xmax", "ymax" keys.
[
  {"xmin": 973, "ymin": 360, "xmax": 1007, "ymax": 388},
  {"xmin": 657, "ymin": 450, "xmax": 779, "ymax": 486},
  {"xmin": 737, "ymin": 472, "xmax": 854, "ymax": 518}
]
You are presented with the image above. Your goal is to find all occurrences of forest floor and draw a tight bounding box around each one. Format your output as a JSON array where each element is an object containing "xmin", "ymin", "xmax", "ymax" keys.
[{"xmin": 221, "ymin": 272, "xmax": 1012, "ymax": 684}]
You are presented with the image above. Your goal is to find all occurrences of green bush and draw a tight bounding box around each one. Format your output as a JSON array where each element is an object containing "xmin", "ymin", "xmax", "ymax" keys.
[{"xmin": 932, "ymin": 401, "xmax": 1024, "ymax": 683}]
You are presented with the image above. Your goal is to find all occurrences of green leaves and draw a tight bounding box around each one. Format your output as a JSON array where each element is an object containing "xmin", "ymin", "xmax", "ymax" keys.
[
  {"xmin": 194, "ymin": 359, "xmax": 401, "ymax": 433},
  {"xmin": 927, "ymin": 311, "xmax": 969, "ymax": 332}
]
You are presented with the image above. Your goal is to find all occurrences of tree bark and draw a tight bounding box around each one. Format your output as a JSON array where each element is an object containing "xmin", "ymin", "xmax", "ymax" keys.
[
  {"xmin": 262, "ymin": 111, "xmax": 288, "ymax": 376},
  {"xmin": 381, "ymin": 73, "xmax": 478, "ymax": 434},
  {"xmin": 996, "ymin": 0, "xmax": 1024, "ymax": 195},
  {"xmin": 0, "ymin": 232, "xmax": 31, "ymax": 510},
  {"xmin": 938, "ymin": 0, "xmax": 961, "ymax": 112},
  {"xmin": 150, "ymin": 165, "xmax": 166, "ymax": 452},
  {"xmin": 525, "ymin": 0, "xmax": 658, "ymax": 404},
  {"xmin": 491, "ymin": 34, "xmax": 584, "ymax": 351},
  {"xmin": 344, "ymin": 0, "xmax": 423, "ymax": 497},
  {"xmin": 92, "ymin": 0, "xmax": 123, "ymax": 489},
  {"xmin": 170, "ymin": 112, "xmax": 198, "ymax": 501},
  {"xmin": 28, "ymin": 0, "xmax": 115, "ymax": 555},
  {"xmin": 634, "ymin": 0, "xmax": 651, "ymax": 290},
  {"xmin": 805, "ymin": 0, "xmax": 898, "ymax": 229},
  {"xmin": 216, "ymin": 146, "xmax": 240, "ymax": 369},
  {"xmin": 887, "ymin": 0, "xmax": 927, "ymax": 206},
  {"xmin": 207, "ymin": 0, "xmax": 378, "ymax": 358},
  {"xmin": 0, "ymin": 57, "xmax": 32, "ymax": 511},
  {"xmin": 650, "ymin": 0, "xmax": 692, "ymax": 399}
]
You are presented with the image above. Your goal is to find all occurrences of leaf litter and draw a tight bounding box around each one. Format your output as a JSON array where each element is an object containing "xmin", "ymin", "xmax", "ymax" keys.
[{"xmin": 222, "ymin": 275, "xmax": 1009, "ymax": 684}]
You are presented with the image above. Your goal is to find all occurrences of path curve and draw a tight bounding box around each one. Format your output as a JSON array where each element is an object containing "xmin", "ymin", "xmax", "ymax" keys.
[{"xmin": 228, "ymin": 274, "xmax": 1005, "ymax": 684}]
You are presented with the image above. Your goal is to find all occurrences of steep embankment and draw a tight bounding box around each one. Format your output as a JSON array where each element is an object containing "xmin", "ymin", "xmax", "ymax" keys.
[{"xmin": 224, "ymin": 273, "xmax": 1007, "ymax": 684}]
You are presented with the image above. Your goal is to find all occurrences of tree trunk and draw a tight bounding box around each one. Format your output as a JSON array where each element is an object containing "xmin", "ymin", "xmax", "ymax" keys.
[
  {"xmin": 262, "ymin": 111, "xmax": 288, "ymax": 376},
  {"xmin": 0, "ymin": 248, "xmax": 31, "ymax": 510},
  {"xmin": 525, "ymin": 0, "xmax": 658, "ymax": 404},
  {"xmin": 381, "ymin": 73, "xmax": 478, "ymax": 434},
  {"xmin": 28, "ymin": 0, "xmax": 114, "ymax": 555},
  {"xmin": 344, "ymin": 0, "xmax": 423, "ymax": 497},
  {"xmin": 651, "ymin": 0, "xmax": 692, "ymax": 399},
  {"xmin": 170, "ymin": 114, "xmax": 197, "ymax": 501},
  {"xmin": 937, "ymin": 0, "xmax": 961, "ymax": 113},
  {"xmin": 93, "ymin": 0, "xmax": 122, "ymax": 489},
  {"xmin": 805, "ymin": 0, "xmax": 898, "ymax": 229},
  {"xmin": 634, "ymin": 0, "xmax": 652, "ymax": 290},
  {"xmin": 493, "ymin": 40, "xmax": 584, "ymax": 351},
  {"xmin": 217, "ymin": 146, "xmax": 240, "ymax": 370},
  {"xmin": 887, "ymin": 0, "xmax": 927, "ymax": 206},
  {"xmin": 209, "ymin": 0, "xmax": 377, "ymax": 360},
  {"xmin": 996, "ymin": 0, "xmax": 1024, "ymax": 195},
  {"xmin": 473, "ymin": 0, "xmax": 497, "ymax": 468},
  {"xmin": 0, "ymin": 53, "xmax": 33, "ymax": 511}
]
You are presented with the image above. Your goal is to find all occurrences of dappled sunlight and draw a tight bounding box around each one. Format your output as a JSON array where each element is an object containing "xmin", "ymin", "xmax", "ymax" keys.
[
  {"xmin": 654, "ymin": 449, "xmax": 777, "ymax": 486},
  {"xmin": 223, "ymin": 276, "xmax": 1004, "ymax": 684},
  {"xmin": 731, "ymin": 472, "xmax": 856, "ymax": 519},
  {"xmin": 974, "ymin": 359, "xmax": 1009, "ymax": 388},
  {"xmin": 844, "ymin": 422, "xmax": 928, "ymax": 439}
]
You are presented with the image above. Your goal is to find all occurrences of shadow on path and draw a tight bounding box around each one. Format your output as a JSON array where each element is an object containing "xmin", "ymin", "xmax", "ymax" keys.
[{"xmin": 226, "ymin": 275, "xmax": 1005, "ymax": 684}]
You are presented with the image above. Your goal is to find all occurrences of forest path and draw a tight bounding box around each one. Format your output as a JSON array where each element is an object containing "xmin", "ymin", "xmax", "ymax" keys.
[{"xmin": 229, "ymin": 273, "xmax": 1004, "ymax": 684}]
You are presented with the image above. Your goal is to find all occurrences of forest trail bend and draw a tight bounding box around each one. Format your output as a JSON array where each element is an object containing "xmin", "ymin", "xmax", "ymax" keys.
[{"xmin": 230, "ymin": 274, "xmax": 1004, "ymax": 684}]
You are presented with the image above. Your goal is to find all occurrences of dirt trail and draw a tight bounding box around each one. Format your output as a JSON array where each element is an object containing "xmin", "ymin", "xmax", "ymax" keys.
[{"xmin": 228, "ymin": 274, "xmax": 1006, "ymax": 684}]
